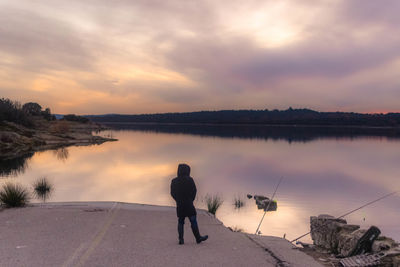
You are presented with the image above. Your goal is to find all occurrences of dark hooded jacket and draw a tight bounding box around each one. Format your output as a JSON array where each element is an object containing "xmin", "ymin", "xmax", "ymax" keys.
[{"xmin": 170, "ymin": 164, "xmax": 197, "ymax": 218}]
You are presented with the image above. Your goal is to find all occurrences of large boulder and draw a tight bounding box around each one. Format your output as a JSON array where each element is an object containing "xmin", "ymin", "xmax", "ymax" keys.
[
  {"xmin": 310, "ymin": 214, "xmax": 400, "ymax": 266},
  {"xmin": 310, "ymin": 214, "xmax": 359, "ymax": 253}
]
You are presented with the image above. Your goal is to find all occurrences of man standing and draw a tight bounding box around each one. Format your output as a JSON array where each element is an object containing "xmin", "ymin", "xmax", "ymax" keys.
[{"xmin": 170, "ymin": 163, "xmax": 208, "ymax": 245}]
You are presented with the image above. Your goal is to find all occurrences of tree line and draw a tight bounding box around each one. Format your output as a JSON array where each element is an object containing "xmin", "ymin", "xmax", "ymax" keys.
[
  {"xmin": 0, "ymin": 98, "xmax": 54, "ymax": 126},
  {"xmin": 86, "ymin": 108, "xmax": 400, "ymax": 127},
  {"xmin": 0, "ymin": 98, "xmax": 88, "ymax": 127}
]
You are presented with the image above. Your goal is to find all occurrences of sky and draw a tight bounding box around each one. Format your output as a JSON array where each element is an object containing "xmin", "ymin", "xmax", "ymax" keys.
[{"xmin": 0, "ymin": 0, "xmax": 399, "ymax": 115}]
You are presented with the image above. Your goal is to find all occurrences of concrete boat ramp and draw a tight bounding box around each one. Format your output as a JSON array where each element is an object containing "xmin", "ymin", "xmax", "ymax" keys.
[{"xmin": 0, "ymin": 202, "xmax": 322, "ymax": 267}]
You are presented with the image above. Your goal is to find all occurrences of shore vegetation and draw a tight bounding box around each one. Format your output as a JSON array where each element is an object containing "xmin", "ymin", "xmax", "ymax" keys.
[
  {"xmin": 0, "ymin": 182, "xmax": 30, "ymax": 208},
  {"xmin": 233, "ymin": 195, "xmax": 245, "ymax": 209},
  {"xmin": 205, "ymin": 194, "xmax": 223, "ymax": 215},
  {"xmin": 33, "ymin": 177, "xmax": 53, "ymax": 202}
]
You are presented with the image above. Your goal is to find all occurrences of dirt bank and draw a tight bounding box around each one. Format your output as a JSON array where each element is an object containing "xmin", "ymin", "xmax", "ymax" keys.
[{"xmin": 0, "ymin": 118, "xmax": 116, "ymax": 160}]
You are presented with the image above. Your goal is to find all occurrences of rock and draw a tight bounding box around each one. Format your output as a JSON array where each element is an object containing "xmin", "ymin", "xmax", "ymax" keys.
[
  {"xmin": 254, "ymin": 195, "xmax": 269, "ymax": 201},
  {"xmin": 310, "ymin": 214, "xmax": 349, "ymax": 253},
  {"xmin": 379, "ymin": 248, "xmax": 400, "ymax": 267},
  {"xmin": 311, "ymin": 215, "xmax": 382, "ymax": 257},
  {"xmin": 261, "ymin": 200, "xmax": 277, "ymax": 211},
  {"xmin": 310, "ymin": 214, "xmax": 400, "ymax": 266},
  {"xmin": 246, "ymin": 194, "xmax": 253, "ymax": 199},
  {"xmin": 372, "ymin": 236, "xmax": 398, "ymax": 253},
  {"xmin": 337, "ymin": 229, "xmax": 366, "ymax": 257},
  {"xmin": 254, "ymin": 195, "xmax": 277, "ymax": 211}
]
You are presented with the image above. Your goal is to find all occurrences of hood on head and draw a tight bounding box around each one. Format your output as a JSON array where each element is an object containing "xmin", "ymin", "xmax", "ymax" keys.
[{"xmin": 177, "ymin": 164, "xmax": 190, "ymax": 177}]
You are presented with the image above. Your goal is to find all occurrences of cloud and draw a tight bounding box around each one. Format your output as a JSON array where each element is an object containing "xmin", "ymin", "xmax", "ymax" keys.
[
  {"xmin": 0, "ymin": 0, "xmax": 399, "ymax": 113},
  {"xmin": 339, "ymin": 0, "xmax": 400, "ymax": 27},
  {"xmin": 0, "ymin": 6, "xmax": 95, "ymax": 72}
]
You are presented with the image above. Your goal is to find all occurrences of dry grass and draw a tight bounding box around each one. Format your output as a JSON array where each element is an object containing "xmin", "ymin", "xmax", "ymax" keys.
[
  {"xmin": 205, "ymin": 194, "xmax": 223, "ymax": 215},
  {"xmin": 0, "ymin": 183, "xmax": 30, "ymax": 208},
  {"xmin": 230, "ymin": 226, "xmax": 243, "ymax": 232},
  {"xmin": 50, "ymin": 120, "xmax": 70, "ymax": 134},
  {"xmin": 233, "ymin": 195, "xmax": 245, "ymax": 209},
  {"xmin": 33, "ymin": 177, "xmax": 53, "ymax": 202}
]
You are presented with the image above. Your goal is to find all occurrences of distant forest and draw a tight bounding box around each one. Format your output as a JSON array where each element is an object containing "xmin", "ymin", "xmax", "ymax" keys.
[{"xmin": 86, "ymin": 108, "xmax": 400, "ymax": 127}]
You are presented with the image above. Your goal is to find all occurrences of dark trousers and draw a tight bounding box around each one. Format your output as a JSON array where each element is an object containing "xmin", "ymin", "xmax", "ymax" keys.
[{"xmin": 178, "ymin": 215, "xmax": 200, "ymax": 241}]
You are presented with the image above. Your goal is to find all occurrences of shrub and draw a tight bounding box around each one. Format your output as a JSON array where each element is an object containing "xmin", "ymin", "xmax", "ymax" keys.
[
  {"xmin": 0, "ymin": 98, "xmax": 32, "ymax": 126},
  {"xmin": 0, "ymin": 183, "xmax": 30, "ymax": 207},
  {"xmin": 41, "ymin": 108, "xmax": 55, "ymax": 121},
  {"xmin": 0, "ymin": 99, "xmax": 55, "ymax": 125},
  {"xmin": 22, "ymin": 102, "xmax": 42, "ymax": 115},
  {"xmin": 63, "ymin": 114, "xmax": 89, "ymax": 123},
  {"xmin": 205, "ymin": 194, "xmax": 223, "ymax": 215},
  {"xmin": 33, "ymin": 177, "xmax": 52, "ymax": 202}
]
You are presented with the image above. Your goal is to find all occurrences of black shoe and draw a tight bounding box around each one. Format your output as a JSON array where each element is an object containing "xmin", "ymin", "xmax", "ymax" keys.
[
  {"xmin": 196, "ymin": 235, "xmax": 208, "ymax": 244},
  {"xmin": 179, "ymin": 239, "xmax": 184, "ymax": 245}
]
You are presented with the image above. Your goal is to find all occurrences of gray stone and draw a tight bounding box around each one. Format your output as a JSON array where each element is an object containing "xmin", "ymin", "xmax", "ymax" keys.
[
  {"xmin": 254, "ymin": 195, "xmax": 277, "ymax": 211},
  {"xmin": 310, "ymin": 214, "xmax": 349, "ymax": 253},
  {"xmin": 372, "ymin": 236, "xmax": 398, "ymax": 253},
  {"xmin": 380, "ymin": 248, "xmax": 400, "ymax": 267},
  {"xmin": 254, "ymin": 195, "xmax": 269, "ymax": 201},
  {"xmin": 337, "ymin": 229, "xmax": 366, "ymax": 257},
  {"xmin": 309, "ymin": 214, "xmax": 400, "ymax": 265}
]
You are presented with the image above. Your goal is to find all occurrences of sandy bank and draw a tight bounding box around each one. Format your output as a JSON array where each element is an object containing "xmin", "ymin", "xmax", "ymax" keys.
[{"xmin": 0, "ymin": 202, "xmax": 322, "ymax": 267}]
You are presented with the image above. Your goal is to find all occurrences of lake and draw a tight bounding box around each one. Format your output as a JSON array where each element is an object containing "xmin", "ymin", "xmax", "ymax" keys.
[{"xmin": 1, "ymin": 124, "xmax": 400, "ymax": 243}]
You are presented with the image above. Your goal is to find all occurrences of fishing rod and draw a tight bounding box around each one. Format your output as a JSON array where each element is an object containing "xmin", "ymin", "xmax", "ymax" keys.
[
  {"xmin": 255, "ymin": 176, "xmax": 283, "ymax": 235},
  {"xmin": 290, "ymin": 190, "xmax": 398, "ymax": 243}
]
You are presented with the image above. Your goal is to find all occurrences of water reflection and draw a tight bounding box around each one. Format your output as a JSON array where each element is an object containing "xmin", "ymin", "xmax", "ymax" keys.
[
  {"xmin": 52, "ymin": 147, "xmax": 69, "ymax": 162},
  {"xmin": 0, "ymin": 147, "xmax": 70, "ymax": 177},
  {"xmin": 0, "ymin": 153, "xmax": 33, "ymax": 177},
  {"xmin": 33, "ymin": 177, "xmax": 53, "ymax": 202},
  {"xmin": 103, "ymin": 123, "xmax": 400, "ymax": 143},
  {"xmin": 0, "ymin": 130, "xmax": 399, "ymax": 242}
]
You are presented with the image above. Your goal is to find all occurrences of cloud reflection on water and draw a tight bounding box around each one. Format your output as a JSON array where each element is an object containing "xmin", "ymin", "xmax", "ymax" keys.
[{"xmin": 1, "ymin": 130, "xmax": 399, "ymax": 242}]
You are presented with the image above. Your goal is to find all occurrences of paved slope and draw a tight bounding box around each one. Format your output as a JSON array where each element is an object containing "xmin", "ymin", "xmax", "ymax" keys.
[{"xmin": 0, "ymin": 202, "xmax": 322, "ymax": 267}]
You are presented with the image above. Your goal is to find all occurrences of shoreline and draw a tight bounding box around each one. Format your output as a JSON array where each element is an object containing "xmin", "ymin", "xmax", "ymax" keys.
[
  {"xmin": 97, "ymin": 121, "xmax": 400, "ymax": 130},
  {"xmin": 0, "ymin": 120, "xmax": 117, "ymax": 160}
]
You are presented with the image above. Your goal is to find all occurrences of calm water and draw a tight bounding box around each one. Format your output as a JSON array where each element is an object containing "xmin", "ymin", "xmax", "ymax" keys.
[{"xmin": 1, "ymin": 126, "xmax": 400, "ymax": 242}]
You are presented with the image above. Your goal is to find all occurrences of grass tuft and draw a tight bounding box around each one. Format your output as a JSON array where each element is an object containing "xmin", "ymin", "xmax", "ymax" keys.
[
  {"xmin": 233, "ymin": 195, "xmax": 245, "ymax": 209},
  {"xmin": 0, "ymin": 183, "xmax": 30, "ymax": 208},
  {"xmin": 205, "ymin": 194, "xmax": 223, "ymax": 215},
  {"xmin": 33, "ymin": 177, "xmax": 52, "ymax": 202}
]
